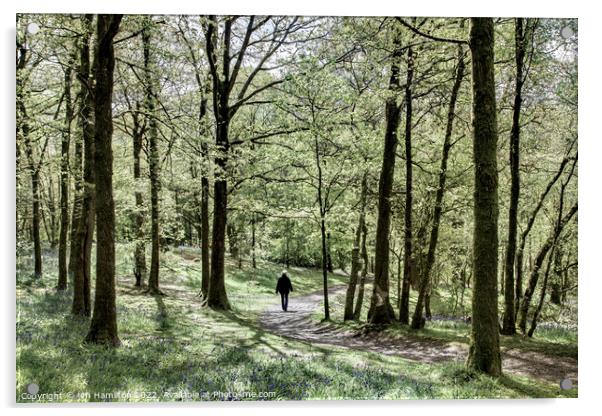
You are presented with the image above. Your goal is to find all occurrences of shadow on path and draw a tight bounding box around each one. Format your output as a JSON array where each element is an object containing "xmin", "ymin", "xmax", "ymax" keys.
[{"xmin": 259, "ymin": 285, "xmax": 578, "ymax": 384}]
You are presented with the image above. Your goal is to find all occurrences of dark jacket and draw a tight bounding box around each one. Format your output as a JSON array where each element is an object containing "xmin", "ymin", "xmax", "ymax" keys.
[{"xmin": 275, "ymin": 274, "xmax": 293, "ymax": 294}]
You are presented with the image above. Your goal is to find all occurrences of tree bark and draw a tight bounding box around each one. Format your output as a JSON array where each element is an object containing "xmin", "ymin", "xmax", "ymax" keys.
[
  {"xmin": 515, "ymin": 155, "xmax": 572, "ymax": 319},
  {"xmin": 367, "ymin": 25, "xmax": 403, "ymax": 325},
  {"xmin": 326, "ymin": 232, "xmax": 334, "ymax": 273},
  {"xmin": 85, "ymin": 14, "xmax": 123, "ymax": 347},
  {"xmin": 71, "ymin": 14, "xmax": 95, "ymax": 317},
  {"xmin": 132, "ymin": 103, "xmax": 147, "ymax": 287},
  {"xmin": 344, "ymin": 172, "xmax": 367, "ymax": 320},
  {"xmin": 251, "ymin": 214, "xmax": 257, "ymax": 269},
  {"xmin": 518, "ymin": 203, "xmax": 577, "ymax": 333},
  {"xmin": 353, "ymin": 221, "xmax": 369, "ymax": 320},
  {"xmin": 142, "ymin": 18, "xmax": 162, "ymax": 295},
  {"xmin": 204, "ymin": 16, "xmax": 232, "ymax": 310},
  {"xmin": 28, "ymin": 139, "xmax": 42, "ymax": 279},
  {"xmin": 399, "ymin": 45, "xmax": 415, "ymax": 325},
  {"xmin": 17, "ymin": 61, "xmax": 43, "ymax": 279},
  {"xmin": 527, "ymin": 244, "xmax": 555, "ymax": 337},
  {"xmin": 314, "ymin": 134, "xmax": 330, "ymax": 321},
  {"xmin": 501, "ymin": 18, "xmax": 526, "ymax": 336},
  {"xmin": 198, "ymin": 85, "xmax": 210, "ymax": 299},
  {"xmin": 58, "ymin": 54, "xmax": 74, "ymax": 290},
  {"xmin": 465, "ymin": 17, "xmax": 502, "ymax": 377},
  {"xmin": 68, "ymin": 115, "xmax": 83, "ymax": 280},
  {"xmin": 411, "ymin": 44, "xmax": 465, "ymax": 329}
]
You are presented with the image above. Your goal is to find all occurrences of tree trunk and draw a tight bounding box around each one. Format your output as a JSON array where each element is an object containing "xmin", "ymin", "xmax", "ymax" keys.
[
  {"xmin": 326, "ymin": 232, "xmax": 334, "ymax": 273},
  {"xmin": 353, "ymin": 222, "xmax": 369, "ymax": 320},
  {"xmin": 208, "ymin": 161, "xmax": 230, "ymax": 309},
  {"xmin": 200, "ymin": 173, "xmax": 210, "ymax": 297},
  {"xmin": 527, "ymin": 244, "xmax": 555, "ymax": 337},
  {"xmin": 501, "ymin": 18, "xmax": 526, "ymax": 336},
  {"xmin": 47, "ymin": 175, "xmax": 59, "ymax": 249},
  {"xmin": 58, "ymin": 55, "xmax": 74, "ymax": 290},
  {"xmin": 515, "ymin": 155, "xmax": 572, "ymax": 319},
  {"xmin": 518, "ymin": 203, "xmax": 577, "ymax": 333},
  {"xmin": 251, "ymin": 214, "xmax": 257, "ymax": 268},
  {"xmin": 85, "ymin": 14, "xmax": 122, "ymax": 347},
  {"xmin": 367, "ymin": 26, "xmax": 402, "ymax": 325},
  {"xmin": 132, "ymin": 103, "xmax": 146, "ymax": 287},
  {"xmin": 411, "ymin": 43, "xmax": 465, "ymax": 329},
  {"xmin": 31, "ymin": 167, "xmax": 42, "ymax": 279},
  {"xmin": 314, "ymin": 133, "xmax": 330, "ymax": 321},
  {"xmin": 199, "ymin": 97, "xmax": 211, "ymax": 298},
  {"xmin": 549, "ymin": 249, "xmax": 563, "ymax": 305},
  {"xmin": 205, "ymin": 17, "xmax": 232, "ymax": 310},
  {"xmin": 425, "ymin": 287, "xmax": 432, "ymax": 319},
  {"xmin": 68, "ymin": 116, "xmax": 83, "ymax": 280},
  {"xmin": 399, "ymin": 45, "xmax": 415, "ymax": 325},
  {"xmin": 344, "ymin": 172, "xmax": 367, "ymax": 320},
  {"xmin": 18, "ymin": 95, "xmax": 42, "ymax": 278},
  {"xmin": 142, "ymin": 18, "xmax": 162, "ymax": 295},
  {"xmin": 71, "ymin": 14, "xmax": 95, "ymax": 317},
  {"xmin": 320, "ymin": 217, "xmax": 330, "ymax": 320},
  {"xmin": 206, "ymin": 90, "xmax": 231, "ymax": 308},
  {"xmin": 465, "ymin": 18, "xmax": 502, "ymax": 377}
]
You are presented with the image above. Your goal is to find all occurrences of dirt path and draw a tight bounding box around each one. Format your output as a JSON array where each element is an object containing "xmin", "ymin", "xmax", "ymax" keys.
[{"xmin": 260, "ymin": 285, "xmax": 577, "ymax": 384}]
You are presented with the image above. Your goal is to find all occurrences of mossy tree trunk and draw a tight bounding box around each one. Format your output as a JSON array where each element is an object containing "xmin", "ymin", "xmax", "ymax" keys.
[
  {"xmin": 514, "ymin": 154, "xmax": 572, "ymax": 320},
  {"xmin": 17, "ymin": 24, "xmax": 44, "ymax": 280},
  {"xmin": 367, "ymin": 25, "xmax": 403, "ymax": 325},
  {"xmin": 502, "ymin": 18, "xmax": 527, "ymax": 336},
  {"xmin": 399, "ymin": 45, "xmax": 414, "ymax": 325},
  {"xmin": 142, "ymin": 17, "xmax": 163, "ymax": 295},
  {"xmin": 71, "ymin": 14, "xmax": 95, "ymax": 317},
  {"xmin": 465, "ymin": 17, "xmax": 502, "ymax": 377},
  {"xmin": 85, "ymin": 14, "xmax": 123, "ymax": 347},
  {"xmin": 58, "ymin": 52, "xmax": 74, "ymax": 291},
  {"xmin": 518, "ymin": 160, "xmax": 577, "ymax": 334},
  {"xmin": 353, "ymin": 221, "xmax": 369, "ymax": 320},
  {"xmin": 132, "ymin": 103, "xmax": 147, "ymax": 287}
]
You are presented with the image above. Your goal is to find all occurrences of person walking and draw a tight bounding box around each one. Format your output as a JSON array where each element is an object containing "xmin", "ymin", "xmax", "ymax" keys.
[{"xmin": 275, "ymin": 270, "xmax": 293, "ymax": 311}]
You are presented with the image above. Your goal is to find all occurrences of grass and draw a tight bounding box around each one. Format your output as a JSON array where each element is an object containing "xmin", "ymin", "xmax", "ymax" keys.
[{"xmin": 16, "ymin": 244, "xmax": 577, "ymax": 402}]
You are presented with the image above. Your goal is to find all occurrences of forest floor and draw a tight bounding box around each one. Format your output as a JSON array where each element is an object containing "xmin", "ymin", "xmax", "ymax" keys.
[
  {"xmin": 16, "ymin": 244, "xmax": 578, "ymax": 402},
  {"xmin": 260, "ymin": 285, "xmax": 577, "ymax": 385}
]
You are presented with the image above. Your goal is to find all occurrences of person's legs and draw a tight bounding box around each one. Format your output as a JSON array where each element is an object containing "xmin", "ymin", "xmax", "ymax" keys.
[
  {"xmin": 284, "ymin": 293, "xmax": 289, "ymax": 311},
  {"xmin": 280, "ymin": 293, "xmax": 286, "ymax": 311}
]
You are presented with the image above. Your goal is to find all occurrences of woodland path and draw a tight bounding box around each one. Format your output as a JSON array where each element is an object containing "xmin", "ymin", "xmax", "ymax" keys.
[{"xmin": 259, "ymin": 284, "xmax": 577, "ymax": 385}]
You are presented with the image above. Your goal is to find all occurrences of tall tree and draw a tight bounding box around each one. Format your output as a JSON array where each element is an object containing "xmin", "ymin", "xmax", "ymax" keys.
[
  {"xmin": 203, "ymin": 16, "xmax": 310, "ymax": 309},
  {"xmin": 85, "ymin": 14, "xmax": 123, "ymax": 346},
  {"xmin": 17, "ymin": 21, "xmax": 46, "ymax": 280},
  {"xmin": 465, "ymin": 17, "xmax": 502, "ymax": 377},
  {"xmin": 411, "ymin": 44, "xmax": 465, "ymax": 329},
  {"xmin": 399, "ymin": 44, "xmax": 415, "ymax": 325},
  {"xmin": 344, "ymin": 172, "xmax": 367, "ymax": 320},
  {"xmin": 203, "ymin": 15, "xmax": 232, "ymax": 309},
  {"xmin": 518, "ymin": 157, "xmax": 577, "ymax": 333},
  {"xmin": 142, "ymin": 17, "xmax": 163, "ymax": 295},
  {"xmin": 131, "ymin": 101, "xmax": 147, "ymax": 287},
  {"xmin": 501, "ymin": 18, "xmax": 527, "ymax": 336},
  {"xmin": 176, "ymin": 17, "xmax": 212, "ymax": 298},
  {"xmin": 71, "ymin": 14, "xmax": 95, "ymax": 317},
  {"xmin": 367, "ymin": 24, "xmax": 403, "ymax": 324},
  {"xmin": 353, "ymin": 220, "xmax": 369, "ymax": 320},
  {"xmin": 514, "ymin": 153, "xmax": 573, "ymax": 319},
  {"xmin": 58, "ymin": 51, "xmax": 75, "ymax": 290}
]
